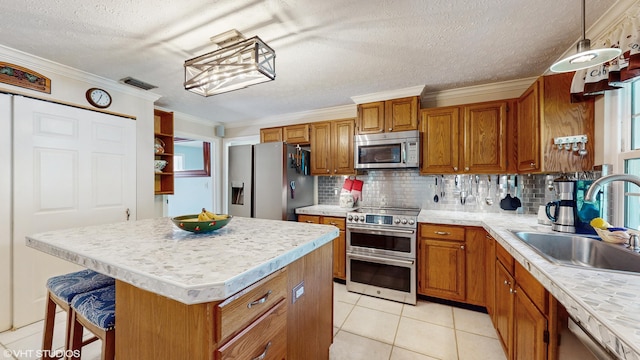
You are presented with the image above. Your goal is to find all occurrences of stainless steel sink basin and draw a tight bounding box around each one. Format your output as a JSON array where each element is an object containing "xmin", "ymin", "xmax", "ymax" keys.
[{"xmin": 510, "ymin": 231, "xmax": 640, "ymax": 274}]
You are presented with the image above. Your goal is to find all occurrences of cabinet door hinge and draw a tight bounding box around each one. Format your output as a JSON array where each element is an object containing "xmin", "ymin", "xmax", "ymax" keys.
[{"xmin": 543, "ymin": 330, "xmax": 550, "ymax": 344}]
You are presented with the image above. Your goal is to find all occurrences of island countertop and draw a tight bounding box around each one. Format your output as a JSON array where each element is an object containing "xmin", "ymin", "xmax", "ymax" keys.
[{"xmin": 26, "ymin": 216, "xmax": 339, "ymax": 305}]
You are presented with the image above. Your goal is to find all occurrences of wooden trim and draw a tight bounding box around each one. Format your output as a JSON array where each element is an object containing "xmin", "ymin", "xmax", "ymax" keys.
[
  {"xmin": 174, "ymin": 139, "xmax": 211, "ymax": 178},
  {"xmin": 0, "ymin": 86, "xmax": 136, "ymax": 120},
  {"xmin": 0, "ymin": 62, "xmax": 50, "ymax": 93}
]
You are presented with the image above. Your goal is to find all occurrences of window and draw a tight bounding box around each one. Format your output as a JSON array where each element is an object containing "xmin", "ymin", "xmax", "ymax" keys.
[{"xmin": 622, "ymin": 82, "xmax": 640, "ymax": 229}]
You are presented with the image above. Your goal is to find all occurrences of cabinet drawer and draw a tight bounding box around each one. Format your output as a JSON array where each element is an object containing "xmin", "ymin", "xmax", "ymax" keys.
[
  {"xmin": 298, "ymin": 214, "xmax": 320, "ymax": 224},
  {"xmin": 215, "ymin": 269, "xmax": 287, "ymax": 343},
  {"xmin": 496, "ymin": 243, "xmax": 514, "ymax": 275},
  {"xmin": 515, "ymin": 261, "xmax": 548, "ymax": 314},
  {"xmin": 322, "ymin": 216, "xmax": 345, "ymax": 231},
  {"xmin": 420, "ymin": 223, "xmax": 465, "ymax": 241},
  {"xmin": 216, "ymin": 299, "xmax": 287, "ymax": 360}
]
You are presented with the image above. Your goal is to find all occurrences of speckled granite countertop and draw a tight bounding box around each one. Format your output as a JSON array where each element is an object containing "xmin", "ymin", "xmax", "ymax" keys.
[
  {"xmin": 26, "ymin": 217, "xmax": 339, "ymax": 305},
  {"xmin": 296, "ymin": 204, "xmax": 355, "ymax": 217},
  {"xmin": 418, "ymin": 210, "xmax": 640, "ymax": 360}
]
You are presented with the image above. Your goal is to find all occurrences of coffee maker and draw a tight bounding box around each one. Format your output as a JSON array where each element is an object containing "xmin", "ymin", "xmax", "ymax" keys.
[{"xmin": 546, "ymin": 177, "xmax": 601, "ymax": 234}]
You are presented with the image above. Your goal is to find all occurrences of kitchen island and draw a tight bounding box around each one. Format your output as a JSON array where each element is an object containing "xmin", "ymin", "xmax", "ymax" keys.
[{"xmin": 26, "ymin": 216, "xmax": 339, "ymax": 359}]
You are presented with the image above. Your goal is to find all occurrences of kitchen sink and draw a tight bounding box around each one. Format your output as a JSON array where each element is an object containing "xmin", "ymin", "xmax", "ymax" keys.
[{"xmin": 510, "ymin": 231, "xmax": 640, "ymax": 274}]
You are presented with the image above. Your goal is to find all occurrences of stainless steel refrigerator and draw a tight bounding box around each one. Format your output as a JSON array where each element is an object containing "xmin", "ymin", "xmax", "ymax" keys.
[{"xmin": 228, "ymin": 142, "xmax": 314, "ymax": 221}]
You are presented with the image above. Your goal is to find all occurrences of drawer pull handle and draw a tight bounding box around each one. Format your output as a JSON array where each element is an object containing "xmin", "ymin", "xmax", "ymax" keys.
[
  {"xmin": 252, "ymin": 341, "xmax": 272, "ymax": 360},
  {"xmin": 305, "ymin": 220, "xmax": 314, "ymax": 223},
  {"xmin": 329, "ymin": 222, "xmax": 337, "ymax": 225},
  {"xmin": 434, "ymin": 231, "xmax": 451, "ymax": 235},
  {"xmin": 247, "ymin": 290, "xmax": 272, "ymax": 308}
]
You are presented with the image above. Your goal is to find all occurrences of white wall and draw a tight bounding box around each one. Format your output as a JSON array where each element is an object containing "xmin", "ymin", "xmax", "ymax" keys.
[{"xmin": 0, "ymin": 94, "xmax": 12, "ymax": 331}]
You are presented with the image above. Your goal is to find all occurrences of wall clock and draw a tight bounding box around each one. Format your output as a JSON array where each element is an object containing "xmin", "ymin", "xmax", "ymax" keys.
[{"xmin": 85, "ymin": 88, "xmax": 112, "ymax": 109}]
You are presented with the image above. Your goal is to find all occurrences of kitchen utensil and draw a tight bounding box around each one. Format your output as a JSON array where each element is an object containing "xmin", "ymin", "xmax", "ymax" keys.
[
  {"xmin": 171, "ymin": 214, "xmax": 233, "ymax": 233},
  {"xmin": 441, "ymin": 175, "xmax": 445, "ymax": 199},
  {"xmin": 500, "ymin": 175, "xmax": 517, "ymax": 210},
  {"xmin": 434, "ymin": 177, "xmax": 439, "ymax": 203},
  {"xmin": 485, "ymin": 176, "xmax": 493, "ymax": 205},
  {"xmin": 511, "ymin": 175, "xmax": 522, "ymax": 209},
  {"xmin": 465, "ymin": 175, "xmax": 475, "ymax": 204}
]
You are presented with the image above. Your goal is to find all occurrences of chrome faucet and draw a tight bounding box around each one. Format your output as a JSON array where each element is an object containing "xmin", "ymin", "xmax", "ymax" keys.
[
  {"xmin": 584, "ymin": 174, "xmax": 640, "ymax": 202},
  {"xmin": 585, "ymin": 173, "xmax": 640, "ymax": 252}
]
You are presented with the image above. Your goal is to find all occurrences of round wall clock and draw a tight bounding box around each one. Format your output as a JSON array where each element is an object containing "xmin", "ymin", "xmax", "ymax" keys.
[{"xmin": 85, "ymin": 88, "xmax": 112, "ymax": 109}]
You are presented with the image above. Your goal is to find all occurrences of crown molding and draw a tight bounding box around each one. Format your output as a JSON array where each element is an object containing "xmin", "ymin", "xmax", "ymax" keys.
[
  {"xmin": 350, "ymin": 85, "xmax": 424, "ymax": 104},
  {"xmin": 155, "ymin": 106, "xmax": 219, "ymax": 127},
  {"xmin": 225, "ymin": 104, "xmax": 356, "ymax": 129},
  {"xmin": 0, "ymin": 44, "xmax": 161, "ymax": 102},
  {"xmin": 421, "ymin": 77, "xmax": 537, "ymax": 107}
]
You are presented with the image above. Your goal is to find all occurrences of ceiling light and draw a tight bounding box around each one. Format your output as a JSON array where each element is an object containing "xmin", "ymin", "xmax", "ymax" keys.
[
  {"xmin": 549, "ymin": 0, "xmax": 621, "ymax": 73},
  {"xmin": 184, "ymin": 29, "xmax": 276, "ymax": 96}
]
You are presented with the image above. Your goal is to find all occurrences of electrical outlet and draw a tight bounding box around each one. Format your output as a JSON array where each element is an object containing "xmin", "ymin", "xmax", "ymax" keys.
[{"xmin": 292, "ymin": 281, "xmax": 304, "ymax": 303}]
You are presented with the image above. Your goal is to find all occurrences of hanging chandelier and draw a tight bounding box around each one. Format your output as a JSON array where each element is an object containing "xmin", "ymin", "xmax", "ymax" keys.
[{"xmin": 184, "ymin": 29, "xmax": 276, "ymax": 96}]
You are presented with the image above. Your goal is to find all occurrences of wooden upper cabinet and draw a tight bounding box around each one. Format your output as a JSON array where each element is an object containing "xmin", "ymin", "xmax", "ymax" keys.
[
  {"xmin": 356, "ymin": 102, "xmax": 385, "ymax": 134},
  {"xmin": 420, "ymin": 99, "xmax": 512, "ymax": 174},
  {"xmin": 310, "ymin": 122, "xmax": 332, "ymax": 175},
  {"xmin": 516, "ymin": 73, "xmax": 594, "ymax": 173},
  {"xmin": 464, "ymin": 100, "xmax": 509, "ymax": 173},
  {"xmin": 310, "ymin": 118, "xmax": 355, "ymax": 176},
  {"xmin": 283, "ymin": 124, "xmax": 310, "ymax": 144},
  {"xmin": 517, "ymin": 79, "xmax": 541, "ymax": 172},
  {"xmin": 356, "ymin": 96, "xmax": 419, "ymax": 134},
  {"xmin": 420, "ymin": 106, "xmax": 460, "ymax": 174},
  {"xmin": 332, "ymin": 119, "xmax": 356, "ymax": 175},
  {"xmin": 260, "ymin": 127, "xmax": 283, "ymax": 143},
  {"xmin": 385, "ymin": 96, "xmax": 419, "ymax": 132}
]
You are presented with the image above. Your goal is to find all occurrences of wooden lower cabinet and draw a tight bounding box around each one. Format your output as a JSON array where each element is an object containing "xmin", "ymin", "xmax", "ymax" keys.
[
  {"xmin": 298, "ymin": 214, "xmax": 346, "ymax": 280},
  {"xmin": 115, "ymin": 243, "xmax": 333, "ymax": 360},
  {"xmin": 417, "ymin": 224, "xmax": 488, "ymax": 304},
  {"xmin": 494, "ymin": 243, "xmax": 552, "ymax": 360}
]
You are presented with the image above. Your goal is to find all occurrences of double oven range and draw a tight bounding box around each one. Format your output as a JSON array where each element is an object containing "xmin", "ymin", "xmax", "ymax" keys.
[{"xmin": 346, "ymin": 207, "xmax": 419, "ymax": 305}]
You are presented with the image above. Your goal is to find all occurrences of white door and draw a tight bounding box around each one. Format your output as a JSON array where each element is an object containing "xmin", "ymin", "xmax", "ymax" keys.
[
  {"xmin": 0, "ymin": 94, "xmax": 12, "ymax": 332},
  {"xmin": 12, "ymin": 96, "xmax": 137, "ymax": 327}
]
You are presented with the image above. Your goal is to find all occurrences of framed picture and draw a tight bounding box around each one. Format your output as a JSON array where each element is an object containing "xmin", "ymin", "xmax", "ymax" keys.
[{"xmin": 0, "ymin": 62, "xmax": 51, "ymax": 93}]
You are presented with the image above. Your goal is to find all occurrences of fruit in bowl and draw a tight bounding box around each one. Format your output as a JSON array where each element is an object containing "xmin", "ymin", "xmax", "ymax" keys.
[{"xmin": 171, "ymin": 208, "xmax": 232, "ymax": 233}]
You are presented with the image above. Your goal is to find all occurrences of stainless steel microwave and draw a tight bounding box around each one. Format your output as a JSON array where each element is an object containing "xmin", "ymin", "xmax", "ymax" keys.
[{"xmin": 354, "ymin": 130, "xmax": 420, "ymax": 169}]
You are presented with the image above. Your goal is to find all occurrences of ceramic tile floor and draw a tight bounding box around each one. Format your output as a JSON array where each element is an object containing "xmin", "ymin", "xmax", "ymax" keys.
[
  {"xmin": 0, "ymin": 282, "xmax": 505, "ymax": 360},
  {"xmin": 0, "ymin": 311, "xmax": 102, "ymax": 360},
  {"xmin": 330, "ymin": 283, "xmax": 506, "ymax": 360}
]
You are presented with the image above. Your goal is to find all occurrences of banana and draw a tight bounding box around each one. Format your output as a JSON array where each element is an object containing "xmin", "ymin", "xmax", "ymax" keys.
[
  {"xmin": 198, "ymin": 209, "xmax": 211, "ymax": 221},
  {"xmin": 201, "ymin": 208, "xmax": 227, "ymax": 220}
]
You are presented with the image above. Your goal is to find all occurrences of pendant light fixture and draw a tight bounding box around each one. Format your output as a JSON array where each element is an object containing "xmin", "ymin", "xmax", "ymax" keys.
[
  {"xmin": 184, "ymin": 29, "xmax": 276, "ymax": 96},
  {"xmin": 549, "ymin": 0, "xmax": 621, "ymax": 73}
]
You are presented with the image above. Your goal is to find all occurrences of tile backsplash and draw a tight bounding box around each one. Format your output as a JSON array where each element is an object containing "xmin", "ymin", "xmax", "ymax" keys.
[{"xmin": 317, "ymin": 170, "xmax": 567, "ymax": 214}]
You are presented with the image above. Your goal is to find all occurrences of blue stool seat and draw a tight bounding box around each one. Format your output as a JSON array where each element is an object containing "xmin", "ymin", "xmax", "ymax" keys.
[
  {"xmin": 47, "ymin": 269, "xmax": 114, "ymax": 304},
  {"xmin": 71, "ymin": 284, "xmax": 115, "ymax": 331}
]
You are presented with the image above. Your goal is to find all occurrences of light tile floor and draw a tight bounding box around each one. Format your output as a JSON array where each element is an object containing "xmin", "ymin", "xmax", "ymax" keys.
[
  {"xmin": 330, "ymin": 283, "xmax": 507, "ymax": 360},
  {"xmin": 0, "ymin": 311, "xmax": 102, "ymax": 360},
  {"xmin": 0, "ymin": 282, "xmax": 505, "ymax": 360}
]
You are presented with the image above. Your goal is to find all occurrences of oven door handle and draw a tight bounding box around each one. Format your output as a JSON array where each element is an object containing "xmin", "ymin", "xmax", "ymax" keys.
[
  {"xmin": 348, "ymin": 253, "xmax": 415, "ymax": 266},
  {"xmin": 347, "ymin": 226, "xmax": 415, "ymax": 235}
]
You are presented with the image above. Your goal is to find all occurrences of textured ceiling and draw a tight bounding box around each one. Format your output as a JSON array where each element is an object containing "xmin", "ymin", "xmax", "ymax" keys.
[{"xmin": 0, "ymin": 0, "xmax": 619, "ymax": 125}]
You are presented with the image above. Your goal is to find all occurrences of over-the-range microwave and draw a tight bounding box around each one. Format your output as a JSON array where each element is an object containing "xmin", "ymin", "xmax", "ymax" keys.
[{"xmin": 354, "ymin": 130, "xmax": 420, "ymax": 169}]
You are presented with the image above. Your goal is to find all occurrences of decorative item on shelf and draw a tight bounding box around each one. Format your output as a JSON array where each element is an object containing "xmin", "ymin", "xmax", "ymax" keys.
[
  {"xmin": 154, "ymin": 138, "xmax": 165, "ymax": 154},
  {"xmin": 549, "ymin": 0, "xmax": 621, "ymax": 73},
  {"xmin": 554, "ymin": 134, "xmax": 588, "ymax": 156},
  {"xmin": 0, "ymin": 62, "xmax": 51, "ymax": 93},
  {"xmin": 184, "ymin": 29, "xmax": 276, "ymax": 97},
  {"xmin": 154, "ymin": 160, "xmax": 168, "ymax": 173}
]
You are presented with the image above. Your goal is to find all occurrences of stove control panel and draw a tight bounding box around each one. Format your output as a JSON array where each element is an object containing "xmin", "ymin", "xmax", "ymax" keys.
[{"xmin": 346, "ymin": 212, "xmax": 416, "ymax": 228}]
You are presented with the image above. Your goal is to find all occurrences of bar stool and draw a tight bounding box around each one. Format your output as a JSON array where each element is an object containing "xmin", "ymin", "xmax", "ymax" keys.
[
  {"xmin": 42, "ymin": 269, "xmax": 114, "ymax": 360},
  {"xmin": 69, "ymin": 284, "xmax": 116, "ymax": 360}
]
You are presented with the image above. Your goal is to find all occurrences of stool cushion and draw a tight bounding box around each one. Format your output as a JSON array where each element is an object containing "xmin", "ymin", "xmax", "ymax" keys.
[
  {"xmin": 71, "ymin": 285, "xmax": 115, "ymax": 331},
  {"xmin": 46, "ymin": 269, "xmax": 114, "ymax": 304}
]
